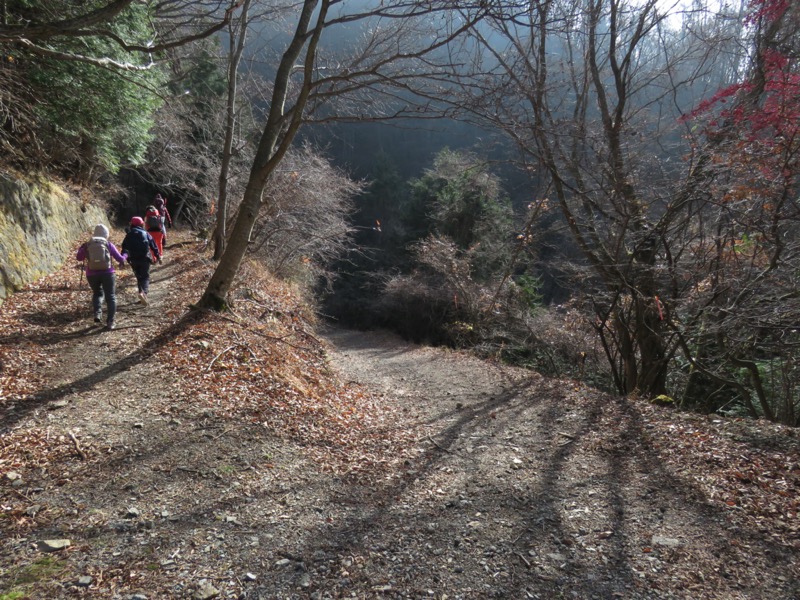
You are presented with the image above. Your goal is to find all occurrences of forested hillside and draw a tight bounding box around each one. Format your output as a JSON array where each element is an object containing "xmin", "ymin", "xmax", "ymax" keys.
[
  {"xmin": 1, "ymin": 0, "xmax": 799, "ymax": 413},
  {"xmin": 0, "ymin": 230, "xmax": 797, "ymax": 599},
  {"xmin": 1, "ymin": 1, "xmax": 799, "ymax": 408}
]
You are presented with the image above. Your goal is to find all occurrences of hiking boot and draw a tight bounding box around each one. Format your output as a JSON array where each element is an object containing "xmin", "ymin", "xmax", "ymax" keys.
[
  {"xmin": 138, "ymin": 291, "xmax": 148, "ymax": 305},
  {"xmin": 106, "ymin": 321, "xmax": 116, "ymax": 331},
  {"xmin": 94, "ymin": 312, "xmax": 102, "ymax": 323}
]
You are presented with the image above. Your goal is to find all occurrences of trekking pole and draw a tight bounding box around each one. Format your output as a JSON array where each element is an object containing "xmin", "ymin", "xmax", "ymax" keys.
[{"xmin": 78, "ymin": 259, "xmax": 85, "ymax": 289}]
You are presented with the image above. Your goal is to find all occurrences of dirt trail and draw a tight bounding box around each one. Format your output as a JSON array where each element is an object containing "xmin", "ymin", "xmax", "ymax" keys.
[
  {"xmin": 314, "ymin": 329, "xmax": 798, "ymax": 600},
  {"xmin": 0, "ymin": 240, "xmax": 797, "ymax": 599}
]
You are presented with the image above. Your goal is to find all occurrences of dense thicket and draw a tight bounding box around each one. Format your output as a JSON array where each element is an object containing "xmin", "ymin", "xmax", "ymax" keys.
[
  {"xmin": 327, "ymin": 150, "xmax": 538, "ymax": 353},
  {"xmin": 128, "ymin": 43, "xmax": 231, "ymax": 224}
]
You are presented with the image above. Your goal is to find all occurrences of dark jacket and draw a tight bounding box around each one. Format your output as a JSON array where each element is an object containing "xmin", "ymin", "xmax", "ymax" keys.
[
  {"xmin": 154, "ymin": 198, "xmax": 172, "ymax": 227},
  {"xmin": 122, "ymin": 226, "xmax": 160, "ymax": 263}
]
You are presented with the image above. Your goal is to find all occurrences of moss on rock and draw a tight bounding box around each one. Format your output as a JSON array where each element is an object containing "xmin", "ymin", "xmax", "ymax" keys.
[{"xmin": 0, "ymin": 173, "xmax": 106, "ymax": 305}]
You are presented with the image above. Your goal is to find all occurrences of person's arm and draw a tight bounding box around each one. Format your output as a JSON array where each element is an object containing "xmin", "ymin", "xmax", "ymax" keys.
[
  {"xmin": 108, "ymin": 242, "xmax": 127, "ymax": 265},
  {"xmin": 76, "ymin": 243, "xmax": 87, "ymax": 262}
]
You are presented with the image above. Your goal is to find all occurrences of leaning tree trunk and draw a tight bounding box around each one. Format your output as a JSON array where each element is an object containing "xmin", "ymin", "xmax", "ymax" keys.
[
  {"xmin": 199, "ymin": 181, "xmax": 264, "ymax": 310},
  {"xmin": 197, "ymin": 0, "xmax": 327, "ymax": 310}
]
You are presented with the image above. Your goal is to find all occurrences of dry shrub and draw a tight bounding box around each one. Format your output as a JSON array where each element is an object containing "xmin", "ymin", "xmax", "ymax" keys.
[
  {"xmin": 379, "ymin": 235, "xmax": 612, "ymax": 387},
  {"xmin": 133, "ymin": 93, "xmax": 228, "ymax": 227},
  {"xmin": 250, "ymin": 145, "xmax": 362, "ymax": 290},
  {"xmin": 378, "ymin": 236, "xmax": 489, "ymax": 344},
  {"xmin": 520, "ymin": 302, "xmax": 612, "ymax": 388},
  {"xmin": 231, "ymin": 257, "xmax": 319, "ymax": 328}
]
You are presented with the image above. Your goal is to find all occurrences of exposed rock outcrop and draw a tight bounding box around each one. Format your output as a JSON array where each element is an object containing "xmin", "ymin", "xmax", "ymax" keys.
[{"xmin": 0, "ymin": 173, "xmax": 106, "ymax": 305}]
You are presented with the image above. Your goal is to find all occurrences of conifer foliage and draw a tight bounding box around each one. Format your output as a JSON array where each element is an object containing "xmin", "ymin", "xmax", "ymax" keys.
[
  {"xmin": 1, "ymin": 1, "xmax": 166, "ymax": 180},
  {"xmin": 0, "ymin": 0, "xmax": 241, "ymax": 181}
]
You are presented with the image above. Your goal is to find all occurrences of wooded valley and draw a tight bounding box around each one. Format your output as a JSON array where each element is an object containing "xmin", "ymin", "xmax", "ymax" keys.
[{"xmin": 1, "ymin": 2, "xmax": 799, "ymax": 598}]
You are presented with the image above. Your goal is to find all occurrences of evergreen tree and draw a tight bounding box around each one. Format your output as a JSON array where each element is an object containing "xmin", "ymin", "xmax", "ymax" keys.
[
  {"xmin": 405, "ymin": 148, "xmax": 513, "ymax": 279},
  {"xmin": 24, "ymin": 2, "xmax": 166, "ymax": 180}
]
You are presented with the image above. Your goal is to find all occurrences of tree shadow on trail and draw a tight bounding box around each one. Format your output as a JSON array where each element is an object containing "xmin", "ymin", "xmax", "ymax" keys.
[
  {"xmin": 0, "ymin": 324, "xmax": 102, "ymax": 347},
  {"xmin": 244, "ymin": 355, "xmax": 796, "ymax": 599},
  {"xmin": 20, "ymin": 306, "xmax": 85, "ymax": 326},
  {"xmin": 0, "ymin": 309, "xmax": 205, "ymax": 435}
]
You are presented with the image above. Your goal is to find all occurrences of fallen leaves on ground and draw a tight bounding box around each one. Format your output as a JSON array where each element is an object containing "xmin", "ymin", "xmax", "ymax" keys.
[
  {"xmin": 0, "ymin": 234, "xmax": 418, "ymax": 483},
  {"xmin": 0, "ymin": 230, "xmax": 798, "ymax": 600}
]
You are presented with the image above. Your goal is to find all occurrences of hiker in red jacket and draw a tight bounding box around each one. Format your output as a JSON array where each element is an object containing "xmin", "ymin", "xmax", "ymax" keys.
[
  {"xmin": 75, "ymin": 224, "xmax": 127, "ymax": 330},
  {"xmin": 144, "ymin": 205, "xmax": 166, "ymax": 256}
]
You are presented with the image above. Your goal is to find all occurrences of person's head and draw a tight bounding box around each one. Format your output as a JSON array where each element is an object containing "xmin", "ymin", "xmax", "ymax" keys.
[
  {"xmin": 93, "ymin": 224, "xmax": 109, "ymax": 239},
  {"xmin": 146, "ymin": 205, "xmax": 156, "ymax": 212},
  {"xmin": 155, "ymin": 194, "xmax": 162, "ymax": 201},
  {"xmin": 130, "ymin": 216, "xmax": 144, "ymax": 228}
]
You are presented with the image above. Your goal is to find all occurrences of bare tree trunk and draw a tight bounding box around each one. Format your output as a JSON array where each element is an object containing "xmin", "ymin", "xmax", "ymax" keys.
[
  {"xmin": 614, "ymin": 309, "xmax": 638, "ymax": 394},
  {"xmin": 201, "ymin": 182, "xmax": 262, "ymax": 309},
  {"xmin": 213, "ymin": 0, "xmax": 251, "ymax": 260},
  {"xmin": 197, "ymin": 0, "xmax": 486, "ymax": 310},
  {"xmin": 635, "ymin": 297, "xmax": 667, "ymax": 395},
  {"xmin": 199, "ymin": 0, "xmax": 328, "ymax": 309}
]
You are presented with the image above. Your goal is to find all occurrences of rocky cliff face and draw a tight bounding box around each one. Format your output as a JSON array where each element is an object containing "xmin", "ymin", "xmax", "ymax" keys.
[{"xmin": 0, "ymin": 173, "xmax": 106, "ymax": 305}]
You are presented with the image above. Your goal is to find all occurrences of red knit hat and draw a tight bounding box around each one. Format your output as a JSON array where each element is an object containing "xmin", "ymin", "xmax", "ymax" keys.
[{"xmin": 130, "ymin": 216, "xmax": 144, "ymax": 227}]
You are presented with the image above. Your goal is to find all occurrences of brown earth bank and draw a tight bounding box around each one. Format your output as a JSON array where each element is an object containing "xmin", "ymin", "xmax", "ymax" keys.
[{"xmin": 0, "ymin": 229, "xmax": 798, "ymax": 600}]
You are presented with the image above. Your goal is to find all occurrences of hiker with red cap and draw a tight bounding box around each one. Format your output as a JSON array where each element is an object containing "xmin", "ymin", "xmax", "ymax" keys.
[
  {"xmin": 122, "ymin": 216, "xmax": 161, "ymax": 305},
  {"xmin": 75, "ymin": 224, "xmax": 128, "ymax": 330}
]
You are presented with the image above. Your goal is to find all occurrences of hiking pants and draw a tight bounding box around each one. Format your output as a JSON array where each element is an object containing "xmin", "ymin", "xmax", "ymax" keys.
[
  {"xmin": 149, "ymin": 230, "xmax": 164, "ymax": 256},
  {"xmin": 87, "ymin": 272, "xmax": 116, "ymax": 324},
  {"xmin": 129, "ymin": 259, "xmax": 152, "ymax": 294}
]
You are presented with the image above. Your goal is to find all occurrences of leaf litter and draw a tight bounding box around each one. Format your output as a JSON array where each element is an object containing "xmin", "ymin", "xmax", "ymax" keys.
[{"xmin": 0, "ymin": 231, "xmax": 797, "ymax": 599}]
